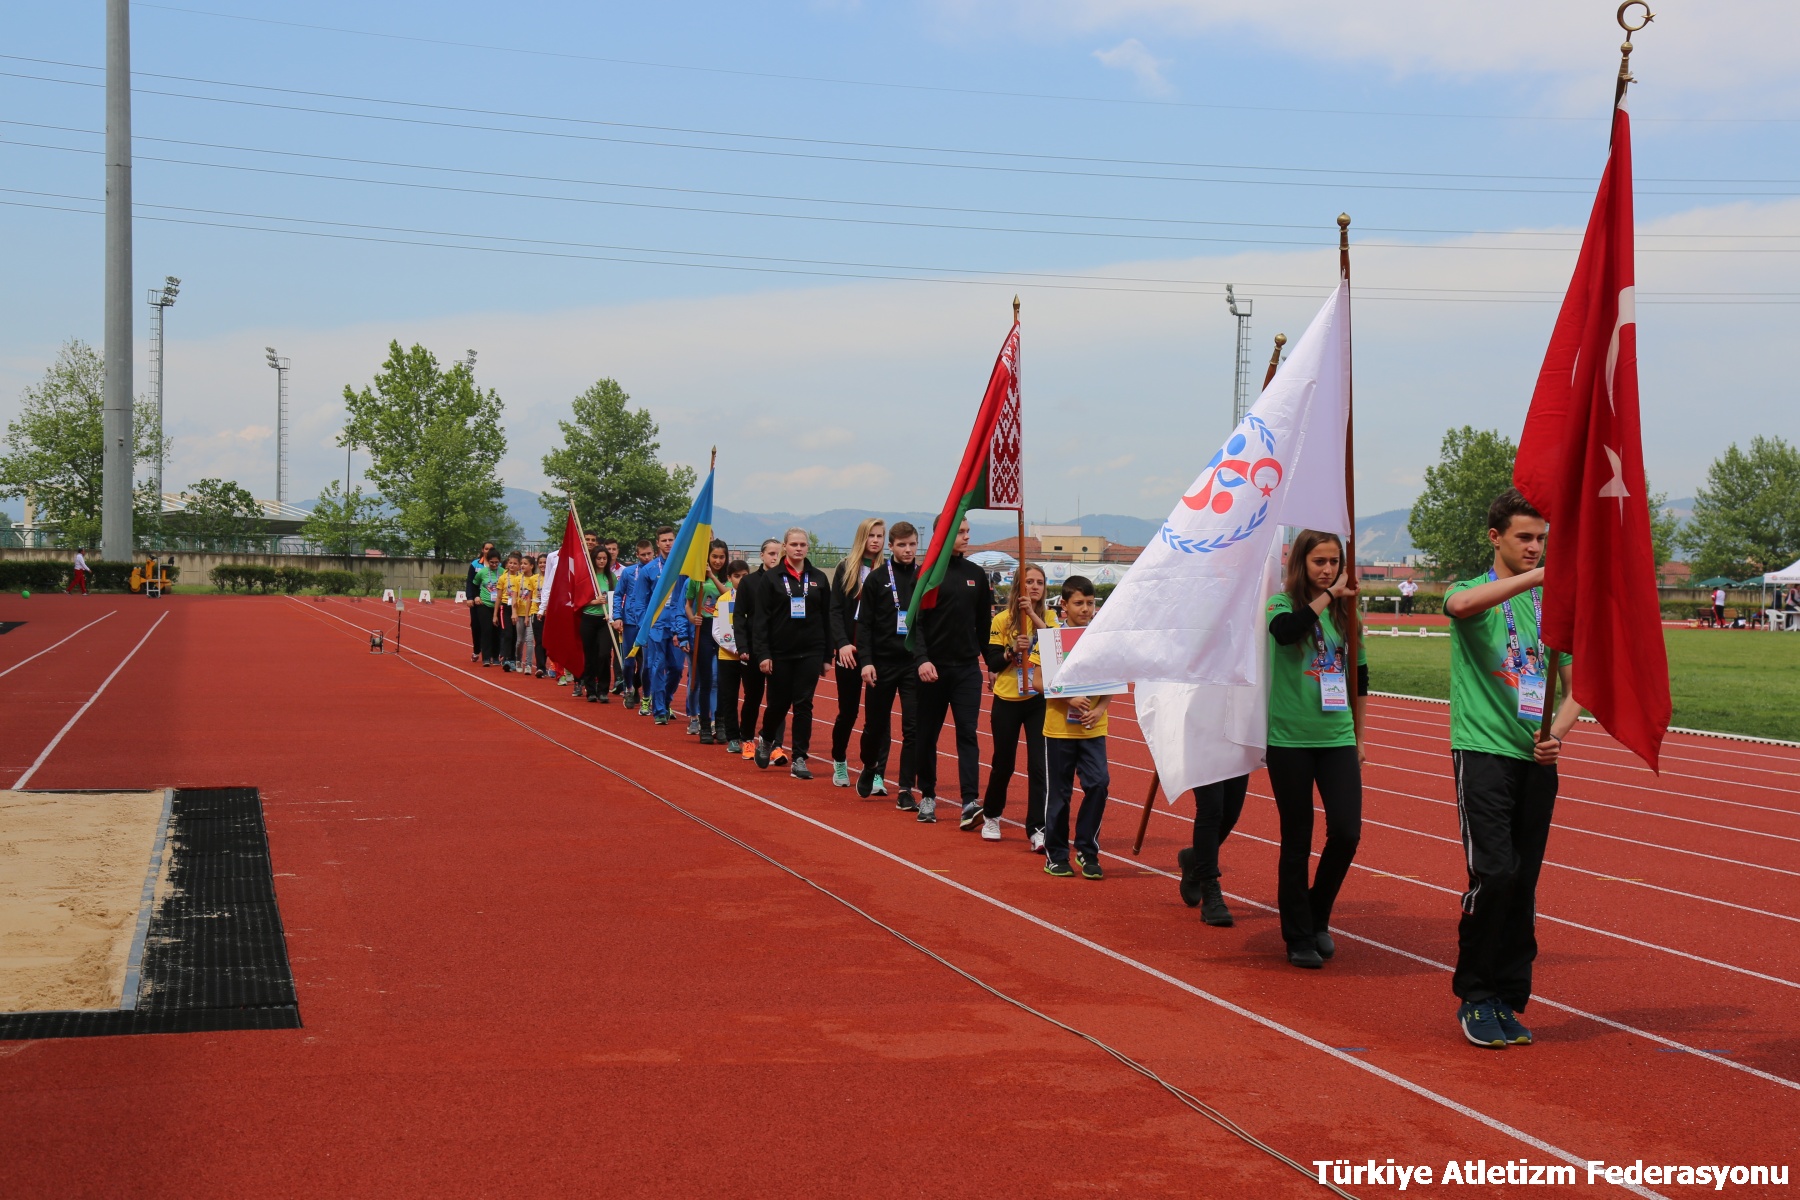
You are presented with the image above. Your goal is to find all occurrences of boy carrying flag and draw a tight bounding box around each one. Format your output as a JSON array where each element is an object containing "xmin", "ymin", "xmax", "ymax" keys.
[{"xmin": 1042, "ymin": 576, "xmax": 1111, "ymax": 880}]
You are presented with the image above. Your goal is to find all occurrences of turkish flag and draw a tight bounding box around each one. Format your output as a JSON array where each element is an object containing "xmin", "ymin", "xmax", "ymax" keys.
[
  {"xmin": 541, "ymin": 505, "xmax": 598, "ymax": 677},
  {"xmin": 1513, "ymin": 96, "xmax": 1670, "ymax": 770}
]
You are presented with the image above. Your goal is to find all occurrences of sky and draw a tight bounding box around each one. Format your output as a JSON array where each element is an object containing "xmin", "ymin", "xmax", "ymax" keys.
[{"xmin": 2, "ymin": 1, "xmax": 1797, "ymax": 524}]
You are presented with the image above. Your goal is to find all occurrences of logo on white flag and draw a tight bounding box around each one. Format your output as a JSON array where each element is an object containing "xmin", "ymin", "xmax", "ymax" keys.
[{"xmin": 1159, "ymin": 414, "xmax": 1284, "ymax": 555}]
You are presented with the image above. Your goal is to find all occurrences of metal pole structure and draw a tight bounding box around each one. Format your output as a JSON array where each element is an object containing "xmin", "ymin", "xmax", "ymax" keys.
[
  {"xmin": 1339, "ymin": 214, "xmax": 1361, "ymax": 752},
  {"xmin": 145, "ymin": 276, "xmax": 179, "ymax": 508},
  {"xmin": 101, "ymin": 0, "xmax": 134, "ymax": 562},
  {"xmin": 265, "ymin": 347, "xmax": 290, "ymax": 506},
  {"xmin": 1224, "ymin": 284, "xmax": 1254, "ymax": 428}
]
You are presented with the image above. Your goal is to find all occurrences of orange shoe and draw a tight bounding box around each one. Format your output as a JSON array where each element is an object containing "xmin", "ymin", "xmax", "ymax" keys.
[{"xmin": 770, "ymin": 746, "xmax": 790, "ymax": 766}]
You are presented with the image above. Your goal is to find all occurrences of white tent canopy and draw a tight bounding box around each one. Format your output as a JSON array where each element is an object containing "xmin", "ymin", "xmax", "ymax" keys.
[{"xmin": 1768, "ymin": 558, "xmax": 1800, "ymax": 584}]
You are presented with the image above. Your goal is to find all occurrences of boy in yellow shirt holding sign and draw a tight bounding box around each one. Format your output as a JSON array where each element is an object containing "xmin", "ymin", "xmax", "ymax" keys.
[{"xmin": 1040, "ymin": 576, "xmax": 1111, "ymax": 880}]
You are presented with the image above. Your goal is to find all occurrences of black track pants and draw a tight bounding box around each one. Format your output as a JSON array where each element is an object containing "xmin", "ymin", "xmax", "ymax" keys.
[
  {"xmin": 1451, "ymin": 749, "xmax": 1557, "ymax": 1010},
  {"xmin": 1266, "ymin": 745, "xmax": 1362, "ymax": 947}
]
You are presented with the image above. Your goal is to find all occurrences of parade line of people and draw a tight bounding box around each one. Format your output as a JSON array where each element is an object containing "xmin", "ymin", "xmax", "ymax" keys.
[{"xmin": 460, "ymin": 487, "xmax": 1580, "ymax": 1051}]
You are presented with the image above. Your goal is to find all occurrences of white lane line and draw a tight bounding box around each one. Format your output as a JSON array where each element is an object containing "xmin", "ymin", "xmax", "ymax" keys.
[
  {"xmin": 12, "ymin": 612, "xmax": 168, "ymax": 789},
  {"xmin": 400, "ymin": 604, "xmax": 1800, "ymax": 929},
  {"xmin": 1368, "ymin": 699, "xmax": 1800, "ymax": 767},
  {"xmin": 0, "ymin": 610, "xmax": 115, "ymax": 679},
  {"xmin": 297, "ymin": 600, "xmax": 1666, "ymax": 1197}
]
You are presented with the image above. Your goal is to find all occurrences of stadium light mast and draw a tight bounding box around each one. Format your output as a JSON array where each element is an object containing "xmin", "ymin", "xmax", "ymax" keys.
[
  {"xmin": 100, "ymin": 0, "xmax": 134, "ymax": 561},
  {"xmin": 146, "ymin": 276, "xmax": 179, "ymax": 506},
  {"xmin": 1224, "ymin": 284, "xmax": 1254, "ymax": 428},
  {"xmin": 265, "ymin": 347, "xmax": 290, "ymax": 506}
]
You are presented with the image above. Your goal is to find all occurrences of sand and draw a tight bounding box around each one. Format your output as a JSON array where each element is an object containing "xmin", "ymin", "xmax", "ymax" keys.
[{"xmin": 0, "ymin": 791, "xmax": 169, "ymax": 1013}]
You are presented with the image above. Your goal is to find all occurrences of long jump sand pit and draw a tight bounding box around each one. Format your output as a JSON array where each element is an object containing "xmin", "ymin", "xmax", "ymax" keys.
[{"xmin": 0, "ymin": 790, "xmax": 169, "ymax": 1013}]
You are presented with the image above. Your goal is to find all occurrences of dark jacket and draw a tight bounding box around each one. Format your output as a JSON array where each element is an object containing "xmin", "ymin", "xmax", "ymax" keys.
[
  {"xmin": 464, "ymin": 559, "xmax": 482, "ymax": 603},
  {"xmin": 830, "ymin": 560, "xmax": 875, "ymax": 653},
  {"xmin": 914, "ymin": 554, "xmax": 992, "ymax": 667},
  {"xmin": 856, "ymin": 558, "xmax": 926, "ymax": 669},
  {"xmin": 752, "ymin": 559, "xmax": 833, "ymax": 662},
  {"xmin": 734, "ymin": 567, "xmax": 767, "ymax": 663}
]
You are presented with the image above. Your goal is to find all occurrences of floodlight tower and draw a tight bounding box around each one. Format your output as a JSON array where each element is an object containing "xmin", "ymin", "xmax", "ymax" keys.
[
  {"xmin": 145, "ymin": 276, "xmax": 179, "ymax": 505},
  {"xmin": 265, "ymin": 347, "xmax": 290, "ymax": 506},
  {"xmin": 1224, "ymin": 284, "xmax": 1254, "ymax": 427}
]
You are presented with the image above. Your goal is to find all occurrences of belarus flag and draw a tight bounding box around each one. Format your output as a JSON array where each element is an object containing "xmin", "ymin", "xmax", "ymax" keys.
[
  {"xmin": 1055, "ymin": 281, "xmax": 1351, "ymax": 792},
  {"xmin": 1513, "ymin": 93, "xmax": 1670, "ymax": 771}
]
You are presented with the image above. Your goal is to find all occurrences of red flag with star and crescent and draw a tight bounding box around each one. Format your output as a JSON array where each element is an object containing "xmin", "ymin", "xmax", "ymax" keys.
[{"xmin": 1513, "ymin": 93, "xmax": 1670, "ymax": 770}]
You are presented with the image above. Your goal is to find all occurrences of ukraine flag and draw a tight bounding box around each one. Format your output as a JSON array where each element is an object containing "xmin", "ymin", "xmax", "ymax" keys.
[{"xmin": 630, "ymin": 464, "xmax": 715, "ymax": 657}]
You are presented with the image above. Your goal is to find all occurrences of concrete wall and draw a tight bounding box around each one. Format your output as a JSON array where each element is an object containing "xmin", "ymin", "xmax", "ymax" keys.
[{"xmin": 0, "ymin": 547, "xmax": 460, "ymax": 592}]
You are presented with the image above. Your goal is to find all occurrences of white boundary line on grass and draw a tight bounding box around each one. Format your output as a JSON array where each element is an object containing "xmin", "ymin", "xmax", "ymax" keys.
[
  {"xmin": 0, "ymin": 610, "xmax": 114, "ymax": 680},
  {"xmin": 12, "ymin": 611, "xmax": 167, "ymax": 789},
  {"xmin": 297, "ymin": 598, "xmax": 1745, "ymax": 1185}
]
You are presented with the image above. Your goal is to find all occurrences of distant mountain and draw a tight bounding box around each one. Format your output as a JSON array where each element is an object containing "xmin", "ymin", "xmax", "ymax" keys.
[{"xmin": 1356, "ymin": 508, "xmax": 1418, "ymax": 563}]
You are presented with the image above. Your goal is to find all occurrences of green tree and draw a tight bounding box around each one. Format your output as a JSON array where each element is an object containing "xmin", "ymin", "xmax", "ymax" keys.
[
  {"xmin": 173, "ymin": 477, "xmax": 266, "ymax": 549},
  {"xmin": 538, "ymin": 378, "xmax": 698, "ymax": 545},
  {"xmin": 0, "ymin": 339, "xmax": 163, "ymax": 549},
  {"xmin": 1407, "ymin": 426, "xmax": 1519, "ymax": 581},
  {"xmin": 1647, "ymin": 486, "xmax": 1679, "ymax": 569},
  {"xmin": 299, "ymin": 480, "xmax": 399, "ymax": 555},
  {"xmin": 1681, "ymin": 436, "xmax": 1800, "ymax": 578},
  {"xmin": 341, "ymin": 342, "xmax": 511, "ymax": 560}
]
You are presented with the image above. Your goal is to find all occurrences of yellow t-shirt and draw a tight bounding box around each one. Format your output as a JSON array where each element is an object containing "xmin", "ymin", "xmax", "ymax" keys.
[
  {"xmin": 1044, "ymin": 693, "xmax": 1108, "ymax": 740},
  {"xmin": 499, "ymin": 571, "xmax": 539, "ymax": 618},
  {"xmin": 988, "ymin": 606, "xmax": 1059, "ymax": 701}
]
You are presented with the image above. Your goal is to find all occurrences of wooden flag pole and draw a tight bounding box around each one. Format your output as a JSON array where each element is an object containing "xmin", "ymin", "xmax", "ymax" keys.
[
  {"xmin": 1135, "ymin": 327, "xmax": 1291, "ymax": 856},
  {"xmin": 1013, "ymin": 296, "xmax": 1026, "ymax": 592},
  {"xmin": 1338, "ymin": 214, "xmax": 1362, "ymax": 752}
]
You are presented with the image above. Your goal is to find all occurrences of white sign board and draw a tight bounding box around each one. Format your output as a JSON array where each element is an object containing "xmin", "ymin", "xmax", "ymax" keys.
[{"xmin": 1038, "ymin": 626, "xmax": 1130, "ymax": 699}]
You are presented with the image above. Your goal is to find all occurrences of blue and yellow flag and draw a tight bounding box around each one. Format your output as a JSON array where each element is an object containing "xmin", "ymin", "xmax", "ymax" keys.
[{"xmin": 631, "ymin": 466, "xmax": 714, "ymax": 657}]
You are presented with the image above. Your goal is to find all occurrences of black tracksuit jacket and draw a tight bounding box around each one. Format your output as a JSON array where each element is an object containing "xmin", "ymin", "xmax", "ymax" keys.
[
  {"xmin": 751, "ymin": 559, "xmax": 837, "ymax": 662},
  {"xmin": 855, "ymin": 558, "xmax": 928, "ymax": 670},
  {"xmin": 912, "ymin": 553, "xmax": 992, "ymax": 668}
]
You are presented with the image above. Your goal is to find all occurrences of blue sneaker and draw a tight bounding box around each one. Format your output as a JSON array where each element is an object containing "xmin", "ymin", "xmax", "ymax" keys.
[
  {"xmin": 1458, "ymin": 1000, "xmax": 1508, "ymax": 1049},
  {"xmin": 1494, "ymin": 1001, "xmax": 1533, "ymax": 1045}
]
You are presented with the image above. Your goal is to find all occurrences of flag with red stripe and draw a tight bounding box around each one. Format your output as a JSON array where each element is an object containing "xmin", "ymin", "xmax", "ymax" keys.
[{"xmin": 541, "ymin": 504, "xmax": 599, "ymax": 676}]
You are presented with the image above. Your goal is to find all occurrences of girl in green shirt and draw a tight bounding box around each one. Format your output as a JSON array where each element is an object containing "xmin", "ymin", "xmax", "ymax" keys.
[{"xmin": 1265, "ymin": 529, "xmax": 1367, "ymax": 970}]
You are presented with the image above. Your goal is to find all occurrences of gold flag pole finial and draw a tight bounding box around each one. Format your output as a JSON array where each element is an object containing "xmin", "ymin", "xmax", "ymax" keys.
[
  {"xmin": 1012, "ymin": 294, "xmax": 1020, "ymax": 323},
  {"xmin": 710, "ymin": 445, "xmax": 717, "ymax": 470},
  {"xmin": 1616, "ymin": 2, "xmax": 1653, "ymax": 105}
]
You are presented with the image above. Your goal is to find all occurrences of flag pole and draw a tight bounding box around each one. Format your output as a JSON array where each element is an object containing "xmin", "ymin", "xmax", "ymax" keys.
[
  {"xmin": 1132, "ymin": 326, "xmax": 1292, "ymax": 856},
  {"xmin": 1338, "ymin": 214, "xmax": 1362, "ymax": 753},
  {"xmin": 1013, "ymin": 296, "xmax": 1026, "ymax": 594}
]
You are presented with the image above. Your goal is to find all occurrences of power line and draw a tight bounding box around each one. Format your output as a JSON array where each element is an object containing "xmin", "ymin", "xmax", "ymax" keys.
[
  {"xmin": 11, "ymin": 117, "xmax": 1796, "ymax": 240},
  {"xmin": 9, "ymin": 195, "xmax": 1798, "ymax": 304},
  {"xmin": 130, "ymin": 2, "xmax": 1796, "ymax": 126},
  {"xmin": 7, "ymin": 67, "xmax": 1798, "ymax": 199}
]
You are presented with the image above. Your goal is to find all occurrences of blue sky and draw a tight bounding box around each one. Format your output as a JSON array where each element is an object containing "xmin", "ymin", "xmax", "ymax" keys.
[{"xmin": 2, "ymin": 1, "xmax": 1796, "ymax": 521}]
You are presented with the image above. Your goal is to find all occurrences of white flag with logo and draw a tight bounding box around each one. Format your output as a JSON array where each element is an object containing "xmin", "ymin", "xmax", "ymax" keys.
[{"xmin": 1055, "ymin": 280, "xmax": 1351, "ymax": 793}]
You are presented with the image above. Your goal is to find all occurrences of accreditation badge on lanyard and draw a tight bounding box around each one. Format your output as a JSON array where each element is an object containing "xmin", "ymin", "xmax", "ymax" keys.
[
  {"xmin": 888, "ymin": 567, "xmax": 908, "ymax": 634},
  {"xmin": 785, "ymin": 572, "xmax": 807, "ymax": 619},
  {"xmin": 1311, "ymin": 621, "xmax": 1348, "ymax": 712},
  {"xmin": 1491, "ymin": 570, "xmax": 1547, "ymax": 721}
]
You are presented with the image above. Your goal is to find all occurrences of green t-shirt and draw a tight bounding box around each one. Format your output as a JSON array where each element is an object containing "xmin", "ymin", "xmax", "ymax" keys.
[
  {"xmin": 582, "ymin": 571, "xmax": 615, "ymax": 617},
  {"xmin": 1447, "ymin": 576, "xmax": 1565, "ymax": 760},
  {"xmin": 1266, "ymin": 593, "xmax": 1365, "ymax": 748},
  {"xmin": 686, "ymin": 576, "xmax": 722, "ymax": 617},
  {"xmin": 475, "ymin": 564, "xmax": 503, "ymax": 605}
]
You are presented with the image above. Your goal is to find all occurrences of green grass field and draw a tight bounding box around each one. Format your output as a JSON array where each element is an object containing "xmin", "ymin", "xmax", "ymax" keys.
[{"xmin": 1363, "ymin": 627, "xmax": 1800, "ymax": 742}]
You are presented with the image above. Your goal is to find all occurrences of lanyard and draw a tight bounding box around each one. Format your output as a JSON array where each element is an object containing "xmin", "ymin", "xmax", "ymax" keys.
[
  {"xmin": 1488, "ymin": 569, "xmax": 1542, "ymax": 668},
  {"xmin": 782, "ymin": 569, "xmax": 805, "ymax": 599},
  {"xmin": 1309, "ymin": 614, "xmax": 1344, "ymax": 673},
  {"xmin": 886, "ymin": 563, "xmax": 901, "ymax": 610}
]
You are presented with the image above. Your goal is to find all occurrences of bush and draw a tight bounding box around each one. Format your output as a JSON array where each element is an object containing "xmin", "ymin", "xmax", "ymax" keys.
[
  {"xmin": 86, "ymin": 562, "xmax": 136, "ymax": 591},
  {"xmin": 313, "ymin": 569, "xmax": 359, "ymax": 595},
  {"xmin": 273, "ymin": 566, "xmax": 317, "ymax": 594},
  {"xmin": 208, "ymin": 564, "xmax": 279, "ymax": 593},
  {"xmin": 0, "ymin": 560, "xmax": 68, "ymax": 591},
  {"xmin": 356, "ymin": 568, "xmax": 387, "ymax": 596},
  {"xmin": 430, "ymin": 572, "xmax": 464, "ymax": 597}
]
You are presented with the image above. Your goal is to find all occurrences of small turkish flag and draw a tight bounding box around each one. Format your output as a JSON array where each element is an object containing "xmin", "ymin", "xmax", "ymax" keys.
[
  {"xmin": 542, "ymin": 505, "xmax": 598, "ymax": 677},
  {"xmin": 1514, "ymin": 95, "xmax": 1670, "ymax": 770}
]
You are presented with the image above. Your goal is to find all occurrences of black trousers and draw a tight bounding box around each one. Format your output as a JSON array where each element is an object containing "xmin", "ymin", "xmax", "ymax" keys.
[
  {"xmin": 1452, "ymin": 749, "xmax": 1557, "ymax": 1010},
  {"xmin": 1266, "ymin": 745, "xmax": 1362, "ymax": 947},
  {"xmin": 693, "ymin": 624, "xmax": 718, "ymax": 726},
  {"xmin": 760, "ymin": 655, "xmax": 825, "ymax": 761},
  {"xmin": 830, "ymin": 663, "xmax": 863, "ymax": 763},
  {"xmin": 860, "ymin": 660, "xmax": 919, "ymax": 791},
  {"xmin": 1188, "ymin": 774, "xmax": 1250, "ymax": 880},
  {"xmin": 983, "ymin": 694, "xmax": 1046, "ymax": 834},
  {"xmin": 580, "ymin": 613, "xmax": 612, "ymax": 695},
  {"xmin": 917, "ymin": 659, "xmax": 982, "ymax": 802},
  {"xmin": 473, "ymin": 604, "xmax": 501, "ymax": 662},
  {"xmin": 468, "ymin": 601, "xmax": 484, "ymax": 657},
  {"xmin": 741, "ymin": 661, "xmax": 770, "ymax": 747},
  {"xmin": 533, "ymin": 615, "xmax": 546, "ymax": 673},
  {"xmin": 716, "ymin": 658, "xmax": 745, "ymax": 741},
  {"xmin": 500, "ymin": 616, "xmax": 518, "ymax": 664},
  {"xmin": 1044, "ymin": 736, "xmax": 1109, "ymax": 865}
]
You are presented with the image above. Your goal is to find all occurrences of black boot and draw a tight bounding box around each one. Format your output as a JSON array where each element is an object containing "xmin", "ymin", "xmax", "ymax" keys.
[
  {"xmin": 1199, "ymin": 880, "xmax": 1234, "ymax": 927},
  {"xmin": 1175, "ymin": 847, "xmax": 1203, "ymax": 908}
]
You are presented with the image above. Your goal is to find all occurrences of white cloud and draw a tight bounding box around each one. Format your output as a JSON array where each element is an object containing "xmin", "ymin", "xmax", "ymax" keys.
[
  {"xmin": 743, "ymin": 463, "xmax": 894, "ymax": 493},
  {"xmin": 799, "ymin": 426, "xmax": 856, "ymax": 450},
  {"xmin": 1092, "ymin": 38, "xmax": 1173, "ymax": 97}
]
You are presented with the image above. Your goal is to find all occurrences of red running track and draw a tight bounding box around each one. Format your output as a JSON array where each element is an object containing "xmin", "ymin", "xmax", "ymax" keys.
[{"xmin": 2, "ymin": 593, "xmax": 1796, "ymax": 1197}]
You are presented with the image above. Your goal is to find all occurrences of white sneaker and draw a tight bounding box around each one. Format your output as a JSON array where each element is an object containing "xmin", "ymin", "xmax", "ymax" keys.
[
  {"xmin": 981, "ymin": 817, "xmax": 1002, "ymax": 841},
  {"xmin": 1028, "ymin": 830, "xmax": 1046, "ymax": 853}
]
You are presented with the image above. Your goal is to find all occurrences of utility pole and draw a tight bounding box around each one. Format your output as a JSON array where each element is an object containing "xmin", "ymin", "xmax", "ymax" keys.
[
  {"xmin": 265, "ymin": 348, "xmax": 290, "ymax": 506},
  {"xmin": 146, "ymin": 276, "xmax": 179, "ymax": 506},
  {"xmin": 1224, "ymin": 284, "xmax": 1253, "ymax": 428},
  {"xmin": 101, "ymin": 0, "xmax": 134, "ymax": 561}
]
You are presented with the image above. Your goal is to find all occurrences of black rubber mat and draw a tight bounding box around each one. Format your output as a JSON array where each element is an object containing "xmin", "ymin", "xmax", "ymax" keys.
[{"xmin": 0, "ymin": 787, "xmax": 301, "ymax": 1040}]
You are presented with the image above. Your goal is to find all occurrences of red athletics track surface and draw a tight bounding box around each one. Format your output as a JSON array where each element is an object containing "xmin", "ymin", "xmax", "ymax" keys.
[{"xmin": 3, "ymin": 594, "xmax": 1796, "ymax": 1198}]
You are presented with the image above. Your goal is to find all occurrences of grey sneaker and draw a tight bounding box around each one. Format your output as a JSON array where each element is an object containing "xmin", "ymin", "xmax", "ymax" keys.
[
  {"xmin": 832, "ymin": 761, "xmax": 850, "ymax": 788},
  {"xmin": 1493, "ymin": 1001, "xmax": 1532, "ymax": 1045},
  {"xmin": 916, "ymin": 796, "xmax": 938, "ymax": 823},
  {"xmin": 687, "ymin": 717, "xmax": 701, "ymax": 735},
  {"xmin": 1458, "ymin": 1001, "xmax": 1508, "ymax": 1049},
  {"xmin": 790, "ymin": 757, "xmax": 813, "ymax": 781}
]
